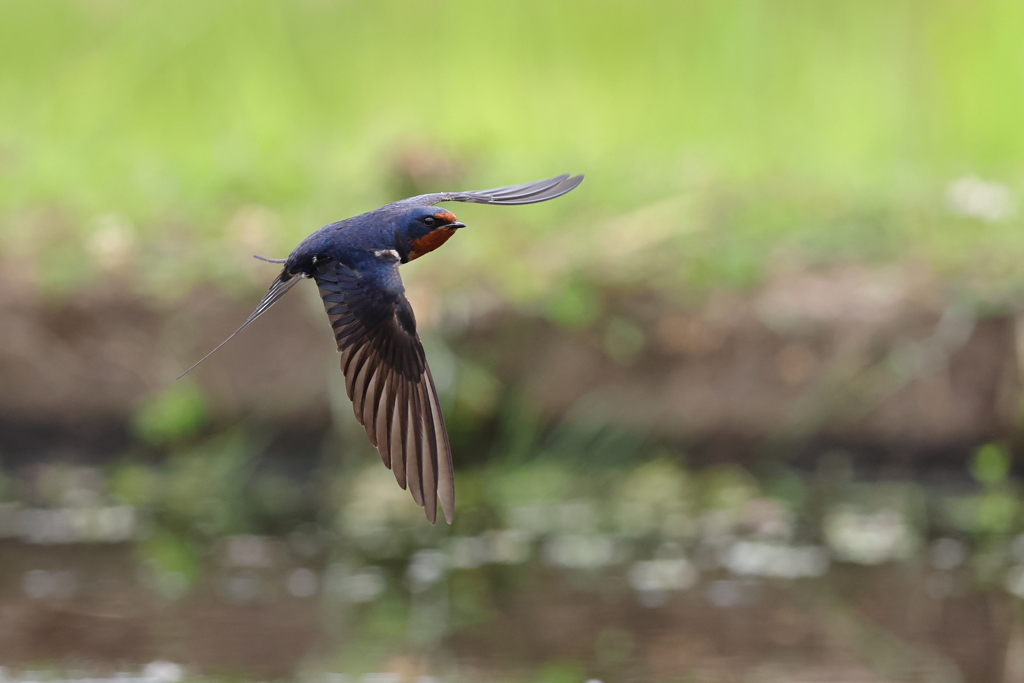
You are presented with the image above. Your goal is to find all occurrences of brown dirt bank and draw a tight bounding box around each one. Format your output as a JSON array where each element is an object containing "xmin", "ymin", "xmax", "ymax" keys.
[{"xmin": 0, "ymin": 263, "xmax": 1020, "ymax": 462}]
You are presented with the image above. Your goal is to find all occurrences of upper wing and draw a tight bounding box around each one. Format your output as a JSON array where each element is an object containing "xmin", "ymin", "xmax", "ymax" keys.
[
  {"xmin": 408, "ymin": 173, "xmax": 584, "ymax": 207},
  {"xmin": 313, "ymin": 259, "xmax": 454, "ymax": 524}
]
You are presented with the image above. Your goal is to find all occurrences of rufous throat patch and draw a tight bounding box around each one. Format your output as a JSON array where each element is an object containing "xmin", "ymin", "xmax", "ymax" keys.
[{"xmin": 408, "ymin": 227, "xmax": 457, "ymax": 261}]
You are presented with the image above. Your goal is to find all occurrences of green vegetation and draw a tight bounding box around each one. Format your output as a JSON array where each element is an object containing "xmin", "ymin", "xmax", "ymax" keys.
[{"xmin": 1, "ymin": 0, "xmax": 1022, "ymax": 306}]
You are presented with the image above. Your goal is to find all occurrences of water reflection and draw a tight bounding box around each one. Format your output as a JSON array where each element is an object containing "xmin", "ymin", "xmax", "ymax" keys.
[
  {"xmin": 0, "ymin": 452, "xmax": 1019, "ymax": 681},
  {"xmin": 0, "ymin": 661, "xmax": 183, "ymax": 683}
]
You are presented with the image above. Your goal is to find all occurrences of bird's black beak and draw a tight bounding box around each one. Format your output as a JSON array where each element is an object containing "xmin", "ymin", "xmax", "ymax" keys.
[{"xmin": 449, "ymin": 221, "xmax": 466, "ymax": 229}]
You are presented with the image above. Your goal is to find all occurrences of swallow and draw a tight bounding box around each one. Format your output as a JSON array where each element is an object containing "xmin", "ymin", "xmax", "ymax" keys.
[{"xmin": 180, "ymin": 173, "xmax": 584, "ymax": 523}]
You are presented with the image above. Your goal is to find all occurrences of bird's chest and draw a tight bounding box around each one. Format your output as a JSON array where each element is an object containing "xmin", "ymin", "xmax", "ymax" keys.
[{"xmin": 407, "ymin": 228, "xmax": 457, "ymax": 261}]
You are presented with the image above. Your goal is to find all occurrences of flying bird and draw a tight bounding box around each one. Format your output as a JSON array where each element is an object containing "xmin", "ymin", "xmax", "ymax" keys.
[{"xmin": 181, "ymin": 173, "xmax": 584, "ymax": 523}]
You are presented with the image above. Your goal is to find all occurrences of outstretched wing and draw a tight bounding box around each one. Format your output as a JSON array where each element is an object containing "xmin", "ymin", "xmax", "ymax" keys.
[
  {"xmin": 313, "ymin": 259, "xmax": 454, "ymax": 524},
  {"xmin": 408, "ymin": 173, "xmax": 584, "ymax": 207}
]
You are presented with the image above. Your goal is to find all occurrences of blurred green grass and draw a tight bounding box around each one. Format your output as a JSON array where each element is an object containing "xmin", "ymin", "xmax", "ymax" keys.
[{"xmin": 1, "ymin": 0, "xmax": 1023, "ymax": 302}]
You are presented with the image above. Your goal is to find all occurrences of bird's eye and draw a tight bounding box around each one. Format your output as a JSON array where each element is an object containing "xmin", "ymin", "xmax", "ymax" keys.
[{"xmin": 423, "ymin": 216, "xmax": 436, "ymax": 226}]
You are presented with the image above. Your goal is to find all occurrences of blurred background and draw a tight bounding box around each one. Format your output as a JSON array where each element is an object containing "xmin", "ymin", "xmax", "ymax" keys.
[{"xmin": 2, "ymin": 1, "xmax": 1024, "ymax": 681}]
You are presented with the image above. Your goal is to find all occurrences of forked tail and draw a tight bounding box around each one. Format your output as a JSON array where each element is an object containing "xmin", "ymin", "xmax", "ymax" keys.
[{"xmin": 176, "ymin": 269, "xmax": 301, "ymax": 379}]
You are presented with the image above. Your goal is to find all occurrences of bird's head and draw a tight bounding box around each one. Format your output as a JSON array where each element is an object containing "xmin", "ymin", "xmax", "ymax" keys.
[{"xmin": 399, "ymin": 206, "xmax": 466, "ymax": 261}]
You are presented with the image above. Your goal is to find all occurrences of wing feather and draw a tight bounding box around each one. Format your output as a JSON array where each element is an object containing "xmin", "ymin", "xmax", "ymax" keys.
[
  {"xmin": 407, "ymin": 173, "xmax": 583, "ymax": 207},
  {"xmin": 374, "ymin": 367, "xmax": 395, "ymax": 468},
  {"xmin": 404, "ymin": 386, "xmax": 423, "ymax": 506},
  {"xmin": 426, "ymin": 369, "xmax": 455, "ymax": 523},
  {"xmin": 418, "ymin": 374, "xmax": 439, "ymax": 524},
  {"xmin": 391, "ymin": 376, "xmax": 408, "ymax": 490},
  {"xmin": 314, "ymin": 259, "xmax": 453, "ymax": 522}
]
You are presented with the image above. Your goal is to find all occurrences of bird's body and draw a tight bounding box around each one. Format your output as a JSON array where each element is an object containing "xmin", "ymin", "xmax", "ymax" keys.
[
  {"xmin": 283, "ymin": 203, "xmax": 461, "ymax": 273},
  {"xmin": 182, "ymin": 174, "xmax": 584, "ymax": 523}
]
